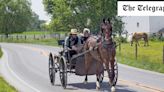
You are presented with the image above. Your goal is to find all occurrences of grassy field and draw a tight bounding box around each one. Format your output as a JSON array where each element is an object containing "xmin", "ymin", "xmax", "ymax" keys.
[
  {"xmin": 116, "ymin": 41, "xmax": 164, "ymax": 73},
  {"xmin": 0, "ymin": 77, "xmax": 17, "ymax": 92},
  {"xmin": 0, "ymin": 38, "xmax": 58, "ymax": 46},
  {"xmin": 0, "ymin": 48, "xmax": 17, "ymax": 92},
  {"xmin": 13, "ymin": 31, "xmax": 68, "ymax": 35}
]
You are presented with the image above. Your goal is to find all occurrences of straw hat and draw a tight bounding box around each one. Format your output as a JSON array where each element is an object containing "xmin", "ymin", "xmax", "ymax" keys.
[
  {"xmin": 83, "ymin": 28, "xmax": 90, "ymax": 34},
  {"xmin": 70, "ymin": 29, "xmax": 78, "ymax": 35}
]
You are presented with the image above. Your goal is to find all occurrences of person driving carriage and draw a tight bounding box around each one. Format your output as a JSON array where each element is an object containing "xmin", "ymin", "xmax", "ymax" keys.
[{"xmin": 64, "ymin": 29, "xmax": 81, "ymax": 59}]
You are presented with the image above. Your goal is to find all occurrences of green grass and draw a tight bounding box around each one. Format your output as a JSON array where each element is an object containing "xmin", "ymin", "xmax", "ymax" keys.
[
  {"xmin": 0, "ymin": 48, "xmax": 17, "ymax": 92},
  {"xmin": 12, "ymin": 31, "xmax": 68, "ymax": 35},
  {"xmin": 13, "ymin": 31, "xmax": 50, "ymax": 35},
  {"xmin": 22, "ymin": 31, "xmax": 50, "ymax": 35},
  {"xmin": 117, "ymin": 41, "xmax": 164, "ymax": 73},
  {"xmin": 0, "ymin": 48, "xmax": 2, "ymax": 58},
  {"xmin": 0, "ymin": 38, "xmax": 58, "ymax": 46},
  {"xmin": 0, "ymin": 77, "xmax": 17, "ymax": 92}
]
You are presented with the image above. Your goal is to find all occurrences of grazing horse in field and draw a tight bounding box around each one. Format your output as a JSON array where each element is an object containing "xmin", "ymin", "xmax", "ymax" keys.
[
  {"xmin": 83, "ymin": 18, "xmax": 116, "ymax": 91},
  {"xmin": 131, "ymin": 32, "xmax": 149, "ymax": 46}
]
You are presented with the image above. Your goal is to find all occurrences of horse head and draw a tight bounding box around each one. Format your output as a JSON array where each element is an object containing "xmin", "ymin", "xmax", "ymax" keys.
[{"xmin": 101, "ymin": 18, "xmax": 112, "ymax": 43}]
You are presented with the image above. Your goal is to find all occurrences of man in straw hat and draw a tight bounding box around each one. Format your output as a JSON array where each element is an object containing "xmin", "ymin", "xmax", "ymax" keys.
[{"xmin": 64, "ymin": 28, "xmax": 81, "ymax": 59}]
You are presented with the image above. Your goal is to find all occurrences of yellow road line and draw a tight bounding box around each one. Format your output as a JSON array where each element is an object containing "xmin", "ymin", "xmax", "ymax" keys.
[
  {"xmin": 119, "ymin": 79, "xmax": 163, "ymax": 92},
  {"xmin": 22, "ymin": 46, "xmax": 50, "ymax": 57},
  {"xmin": 104, "ymin": 75, "xmax": 163, "ymax": 92}
]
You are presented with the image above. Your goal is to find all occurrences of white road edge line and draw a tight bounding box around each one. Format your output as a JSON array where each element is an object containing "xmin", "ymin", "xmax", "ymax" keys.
[
  {"xmin": 118, "ymin": 63, "xmax": 164, "ymax": 76},
  {"xmin": 3, "ymin": 48, "xmax": 41, "ymax": 92}
]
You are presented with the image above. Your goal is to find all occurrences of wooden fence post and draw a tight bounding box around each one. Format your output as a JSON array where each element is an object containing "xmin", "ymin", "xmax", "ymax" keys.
[
  {"xmin": 16, "ymin": 35, "xmax": 18, "ymax": 40},
  {"xmin": 44, "ymin": 35, "xmax": 46, "ymax": 39},
  {"xmin": 25, "ymin": 35, "xmax": 26, "ymax": 40},
  {"xmin": 119, "ymin": 42, "xmax": 121, "ymax": 52},
  {"xmin": 11, "ymin": 35, "xmax": 13, "ymax": 40},
  {"xmin": 59, "ymin": 34, "xmax": 60, "ymax": 39},
  {"xmin": 34, "ymin": 34, "xmax": 35, "ymax": 39},
  {"xmin": 135, "ymin": 43, "xmax": 138, "ymax": 60}
]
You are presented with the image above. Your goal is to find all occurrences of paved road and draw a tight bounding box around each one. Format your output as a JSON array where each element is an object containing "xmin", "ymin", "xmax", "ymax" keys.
[{"xmin": 0, "ymin": 43, "xmax": 164, "ymax": 92}]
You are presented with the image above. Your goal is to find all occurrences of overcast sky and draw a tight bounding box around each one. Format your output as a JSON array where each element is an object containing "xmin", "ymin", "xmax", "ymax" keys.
[{"xmin": 30, "ymin": 0, "xmax": 51, "ymax": 22}]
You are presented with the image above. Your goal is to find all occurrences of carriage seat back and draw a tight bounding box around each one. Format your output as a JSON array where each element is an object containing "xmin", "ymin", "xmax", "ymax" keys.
[{"xmin": 58, "ymin": 40, "xmax": 65, "ymax": 46}]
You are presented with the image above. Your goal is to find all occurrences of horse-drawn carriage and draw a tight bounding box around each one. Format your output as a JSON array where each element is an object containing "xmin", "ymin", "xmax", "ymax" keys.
[{"xmin": 48, "ymin": 39, "xmax": 118, "ymax": 90}]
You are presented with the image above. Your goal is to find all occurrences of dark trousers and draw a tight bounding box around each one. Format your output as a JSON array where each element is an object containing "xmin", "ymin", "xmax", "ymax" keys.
[{"xmin": 65, "ymin": 50, "xmax": 77, "ymax": 60}]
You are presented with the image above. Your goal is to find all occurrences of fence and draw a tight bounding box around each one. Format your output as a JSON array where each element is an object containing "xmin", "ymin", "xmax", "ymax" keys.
[
  {"xmin": 117, "ymin": 42, "xmax": 164, "ymax": 64},
  {"xmin": 0, "ymin": 33, "xmax": 68, "ymax": 41}
]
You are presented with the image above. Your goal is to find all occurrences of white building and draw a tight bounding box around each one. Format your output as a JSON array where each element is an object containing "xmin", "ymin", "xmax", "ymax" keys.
[{"xmin": 122, "ymin": 16, "xmax": 164, "ymax": 35}]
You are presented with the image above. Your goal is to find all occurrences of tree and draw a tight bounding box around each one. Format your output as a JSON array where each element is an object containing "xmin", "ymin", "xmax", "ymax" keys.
[
  {"xmin": 29, "ymin": 12, "xmax": 46, "ymax": 31},
  {"xmin": 43, "ymin": 0, "xmax": 124, "ymax": 33},
  {"xmin": 43, "ymin": 0, "xmax": 72, "ymax": 32},
  {"xmin": 0, "ymin": 0, "xmax": 33, "ymax": 37}
]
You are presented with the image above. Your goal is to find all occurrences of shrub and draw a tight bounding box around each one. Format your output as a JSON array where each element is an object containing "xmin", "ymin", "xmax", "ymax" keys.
[{"xmin": 114, "ymin": 36, "xmax": 127, "ymax": 43}]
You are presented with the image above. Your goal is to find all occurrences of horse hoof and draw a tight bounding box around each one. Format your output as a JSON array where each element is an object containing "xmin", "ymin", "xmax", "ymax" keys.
[
  {"xmin": 111, "ymin": 86, "xmax": 116, "ymax": 92},
  {"xmin": 83, "ymin": 81, "xmax": 88, "ymax": 84}
]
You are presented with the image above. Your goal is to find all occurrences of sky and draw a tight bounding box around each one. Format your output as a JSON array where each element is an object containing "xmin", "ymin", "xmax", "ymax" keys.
[{"xmin": 30, "ymin": 0, "xmax": 51, "ymax": 22}]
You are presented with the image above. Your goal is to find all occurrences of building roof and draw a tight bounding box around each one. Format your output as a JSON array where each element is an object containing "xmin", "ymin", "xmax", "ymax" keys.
[{"xmin": 158, "ymin": 28, "xmax": 164, "ymax": 33}]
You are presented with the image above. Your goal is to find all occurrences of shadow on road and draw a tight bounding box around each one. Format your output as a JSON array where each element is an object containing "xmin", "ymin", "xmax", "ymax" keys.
[{"xmin": 68, "ymin": 82, "xmax": 136, "ymax": 92}]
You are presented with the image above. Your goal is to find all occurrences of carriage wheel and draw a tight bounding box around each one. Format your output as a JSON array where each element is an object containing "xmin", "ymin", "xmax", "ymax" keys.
[
  {"xmin": 109, "ymin": 60, "xmax": 118, "ymax": 86},
  {"xmin": 49, "ymin": 53, "xmax": 55, "ymax": 85},
  {"xmin": 59, "ymin": 56, "xmax": 67, "ymax": 89}
]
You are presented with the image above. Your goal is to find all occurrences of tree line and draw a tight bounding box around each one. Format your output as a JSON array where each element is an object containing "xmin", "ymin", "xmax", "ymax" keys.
[
  {"xmin": 0, "ymin": 0, "xmax": 46, "ymax": 37},
  {"xmin": 43, "ymin": 0, "xmax": 124, "ymax": 34},
  {"xmin": 0, "ymin": 0, "xmax": 124, "ymax": 37}
]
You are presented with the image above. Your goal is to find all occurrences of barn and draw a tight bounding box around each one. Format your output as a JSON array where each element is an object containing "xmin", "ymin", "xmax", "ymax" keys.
[{"xmin": 122, "ymin": 16, "xmax": 164, "ymax": 36}]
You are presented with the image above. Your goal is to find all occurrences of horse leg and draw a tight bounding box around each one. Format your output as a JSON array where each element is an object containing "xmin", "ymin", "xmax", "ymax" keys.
[
  {"xmin": 147, "ymin": 36, "xmax": 149, "ymax": 46},
  {"xmin": 84, "ymin": 75, "xmax": 88, "ymax": 84},
  {"xmin": 96, "ymin": 61, "xmax": 102, "ymax": 90},
  {"xmin": 144, "ymin": 38, "xmax": 146, "ymax": 46},
  {"xmin": 144, "ymin": 34, "xmax": 149, "ymax": 46},
  {"xmin": 84, "ymin": 53, "xmax": 92, "ymax": 84},
  {"xmin": 144, "ymin": 37, "xmax": 149, "ymax": 46},
  {"xmin": 110, "ymin": 47, "xmax": 116, "ymax": 85},
  {"xmin": 131, "ymin": 41, "xmax": 133, "ymax": 46},
  {"xmin": 110, "ymin": 48, "xmax": 117, "ymax": 92},
  {"xmin": 104, "ymin": 60, "xmax": 111, "ymax": 85},
  {"xmin": 110, "ymin": 57, "xmax": 115, "ymax": 85},
  {"xmin": 147, "ymin": 40, "xmax": 149, "ymax": 46},
  {"xmin": 97, "ymin": 49, "xmax": 104, "ymax": 84},
  {"xmin": 137, "ymin": 40, "xmax": 140, "ymax": 46}
]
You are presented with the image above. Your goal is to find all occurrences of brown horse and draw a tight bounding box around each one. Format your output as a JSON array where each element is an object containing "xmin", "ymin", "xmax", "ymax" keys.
[
  {"xmin": 83, "ymin": 18, "xmax": 116, "ymax": 91},
  {"xmin": 131, "ymin": 32, "xmax": 149, "ymax": 46}
]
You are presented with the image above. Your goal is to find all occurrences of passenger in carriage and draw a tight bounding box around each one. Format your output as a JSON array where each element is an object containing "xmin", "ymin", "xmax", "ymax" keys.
[
  {"xmin": 64, "ymin": 29, "xmax": 81, "ymax": 59},
  {"xmin": 80, "ymin": 28, "xmax": 91, "ymax": 44}
]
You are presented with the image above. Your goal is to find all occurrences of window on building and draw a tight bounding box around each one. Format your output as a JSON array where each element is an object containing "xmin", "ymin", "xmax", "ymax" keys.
[{"xmin": 137, "ymin": 22, "xmax": 139, "ymax": 27}]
